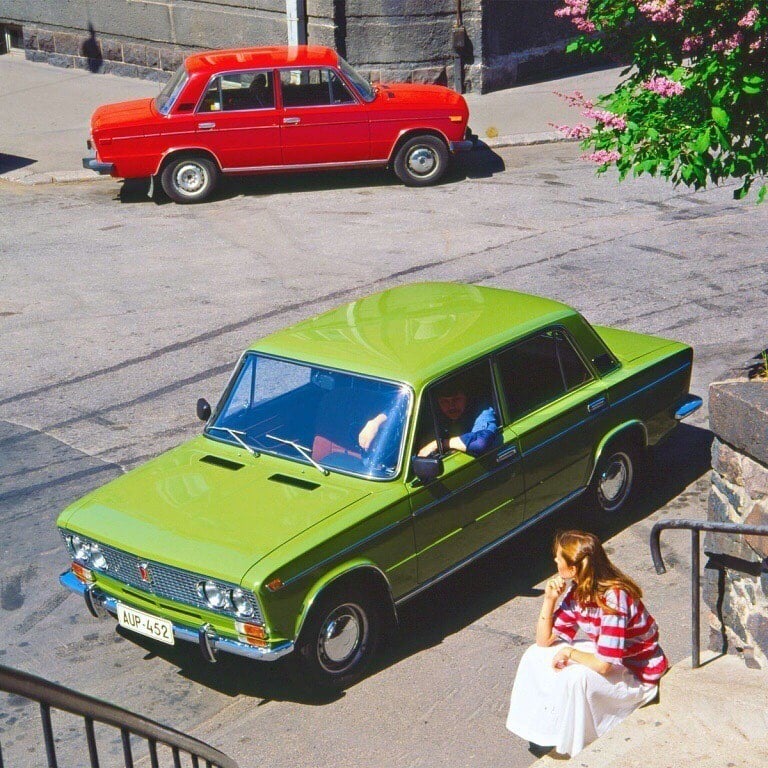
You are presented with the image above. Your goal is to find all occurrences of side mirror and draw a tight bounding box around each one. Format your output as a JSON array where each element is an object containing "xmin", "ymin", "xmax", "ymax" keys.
[
  {"xmin": 412, "ymin": 455, "xmax": 443, "ymax": 484},
  {"xmin": 196, "ymin": 398, "xmax": 211, "ymax": 422}
]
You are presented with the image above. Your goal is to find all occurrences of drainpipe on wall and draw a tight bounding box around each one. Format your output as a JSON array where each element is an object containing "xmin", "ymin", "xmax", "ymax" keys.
[
  {"xmin": 286, "ymin": 0, "xmax": 308, "ymax": 45},
  {"xmin": 452, "ymin": 0, "xmax": 467, "ymax": 93}
]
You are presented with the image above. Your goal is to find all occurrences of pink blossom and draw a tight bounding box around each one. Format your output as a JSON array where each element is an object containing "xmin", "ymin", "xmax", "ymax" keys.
[
  {"xmin": 643, "ymin": 76, "xmax": 685, "ymax": 97},
  {"xmin": 712, "ymin": 31, "xmax": 744, "ymax": 53},
  {"xmin": 738, "ymin": 8, "xmax": 759, "ymax": 27},
  {"xmin": 555, "ymin": 0, "xmax": 596, "ymax": 32},
  {"xmin": 554, "ymin": 90, "xmax": 595, "ymax": 109},
  {"xmin": 637, "ymin": 0, "xmax": 684, "ymax": 23},
  {"xmin": 583, "ymin": 150, "xmax": 621, "ymax": 164},
  {"xmin": 749, "ymin": 37, "xmax": 764, "ymax": 51},
  {"xmin": 582, "ymin": 107, "xmax": 628, "ymax": 130},
  {"xmin": 551, "ymin": 122, "xmax": 594, "ymax": 138},
  {"xmin": 682, "ymin": 35, "xmax": 704, "ymax": 52}
]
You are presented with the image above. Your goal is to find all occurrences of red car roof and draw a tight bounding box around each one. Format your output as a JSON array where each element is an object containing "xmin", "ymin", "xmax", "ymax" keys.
[{"xmin": 184, "ymin": 46, "xmax": 340, "ymax": 75}]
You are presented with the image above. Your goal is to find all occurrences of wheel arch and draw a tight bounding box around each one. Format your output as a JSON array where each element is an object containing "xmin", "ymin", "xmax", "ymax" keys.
[
  {"xmin": 153, "ymin": 147, "xmax": 223, "ymax": 177},
  {"xmin": 388, "ymin": 128, "xmax": 450, "ymax": 165},
  {"xmin": 587, "ymin": 420, "xmax": 648, "ymax": 487},
  {"xmin": 294, "ymin": 560, "xmax": 397, "ymax": 643}
]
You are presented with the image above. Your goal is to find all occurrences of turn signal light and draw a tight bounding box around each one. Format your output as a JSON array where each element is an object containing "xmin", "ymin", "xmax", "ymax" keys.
[
  {"xmin": 449, "ymin": 115, "xmax": 463, "ymax": 122},
  {"xmin": 72, "ymin": 562, "xmax": 93, "ymax": 583},
  {"xmin": 265, "ymin": 578, "xmax": 284, "ymax": 592},
  {"xmin": 236, "ymin": 621, "xmax": 268, "ymax": 646}
]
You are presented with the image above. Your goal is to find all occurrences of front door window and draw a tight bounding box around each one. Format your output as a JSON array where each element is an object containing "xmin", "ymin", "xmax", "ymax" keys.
[{"xmin": 279, "ymin": 68, "xmax": 356, "ymax": 107}]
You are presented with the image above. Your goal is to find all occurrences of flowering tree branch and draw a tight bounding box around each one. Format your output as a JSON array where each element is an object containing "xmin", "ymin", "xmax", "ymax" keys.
[{"xmin": 554, "ymin": 0, "xmax": 768, "ymax": 200}]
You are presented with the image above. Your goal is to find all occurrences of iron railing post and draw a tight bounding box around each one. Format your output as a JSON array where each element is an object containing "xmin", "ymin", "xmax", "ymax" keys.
[
  {"xmin": 650, "ymin": 519, "xmax": 768, "ymax": 670},
  {"xmin": 692, "ymin": 528, "xmax": 700, "ymax": 668}
]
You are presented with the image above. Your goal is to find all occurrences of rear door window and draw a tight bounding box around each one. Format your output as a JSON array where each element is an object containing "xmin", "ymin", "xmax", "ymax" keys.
[
  {"xmin": 198, "ymin": 70, "xmax": 275, "ymax": 112},
  {"xmin": 496, "ymin": 329, "xmax": 592, "ymax": 421}
]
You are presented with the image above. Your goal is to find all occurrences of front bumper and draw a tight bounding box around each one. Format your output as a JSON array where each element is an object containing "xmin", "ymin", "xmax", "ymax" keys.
[
  {"xmin": 448, "ymin": 139, "xmax": 475, "ymax": 153},
  {"xmin": 60, "ymin": 570, "xmax": 294, "ymax": 662},
  {"xmin": 82, "ymin": 151, "xmax": 114, "ymax": 175}
]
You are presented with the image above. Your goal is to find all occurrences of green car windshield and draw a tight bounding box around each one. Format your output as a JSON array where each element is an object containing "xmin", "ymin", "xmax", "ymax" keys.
[{"xmin": 207, "ymin": 353, "xmax": 411, "ymax": 480}]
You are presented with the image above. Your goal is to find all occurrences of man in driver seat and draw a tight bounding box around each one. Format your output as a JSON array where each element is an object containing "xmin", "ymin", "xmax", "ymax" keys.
[{"xmin": 359, "ymin": 380, "xmax": 498, "ymax": 459}]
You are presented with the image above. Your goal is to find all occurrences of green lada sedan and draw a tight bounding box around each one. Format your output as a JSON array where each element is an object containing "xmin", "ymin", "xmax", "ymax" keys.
[{"xmin": 57, "ymin": 283, "xmax": 701, "ymax": 687}]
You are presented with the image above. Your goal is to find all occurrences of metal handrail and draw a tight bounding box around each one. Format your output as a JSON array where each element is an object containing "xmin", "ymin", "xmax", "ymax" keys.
[
  {"xmin": 650, "ymin": 519, "xmax": 768, "ymax": 668},
  {"xmin": 0, "ymin": 664, "xmax": 238, "ymax": 768}
]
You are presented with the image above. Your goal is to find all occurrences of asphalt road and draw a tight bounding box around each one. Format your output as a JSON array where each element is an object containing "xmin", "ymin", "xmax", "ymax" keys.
[{"xmin": 0, "ymin": 142, "xmax": 765, "ymax": 767}]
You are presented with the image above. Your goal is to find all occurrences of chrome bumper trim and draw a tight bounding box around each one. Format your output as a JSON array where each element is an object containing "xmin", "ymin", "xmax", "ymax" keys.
[
  {"xmin": 448, "ymin": 139, "xmax": 474, "ymax": 153},
  {"xmin": 674, "ymin": 394, "xmax": 703, "ymax": 421},
  {"xmin": 59, "ymin": 570, "xmax": 294, "ymax": 662},
  {"xmin": 82, "ymin": 153, "xmax": 114, "ymax": 175}
]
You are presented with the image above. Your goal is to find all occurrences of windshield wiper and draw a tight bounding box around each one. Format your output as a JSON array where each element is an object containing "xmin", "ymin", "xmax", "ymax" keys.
[
  {"xmin": 207, "ymin": 426, "xmax": 259, "ymax": 457},
  {"xmin": 266, "ymin": 433, "xmax": 329, "ymax": 476}
]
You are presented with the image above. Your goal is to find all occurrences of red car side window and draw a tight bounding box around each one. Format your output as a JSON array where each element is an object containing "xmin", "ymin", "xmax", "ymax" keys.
[{"xmin": 198, "ymin": 71, "xmax": 275, "ymax": 113}]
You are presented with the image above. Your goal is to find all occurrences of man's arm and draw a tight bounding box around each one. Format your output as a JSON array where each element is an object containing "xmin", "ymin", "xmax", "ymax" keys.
[{"xmin": 460, "ymin": 406, "xmax": 499, "ymax": 457}]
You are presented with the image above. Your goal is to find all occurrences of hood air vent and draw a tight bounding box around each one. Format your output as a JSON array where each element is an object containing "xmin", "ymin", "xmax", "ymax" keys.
[
  {"xmin": 200, "ymin": 455, "xmax": 244, "ymax": 471},
  {"xmin": 269, "ymin": 474, "xmax": 319, "ymax": 491}
]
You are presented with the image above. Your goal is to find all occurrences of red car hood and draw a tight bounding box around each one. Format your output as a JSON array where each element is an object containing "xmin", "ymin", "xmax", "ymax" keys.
[
  {"xmin": 92, "ymin": 98, "xmax": 157, "ymax": 132},
  {"xmin": 376, "ymin": 82, "xmax": 467, "ymax": 109}
]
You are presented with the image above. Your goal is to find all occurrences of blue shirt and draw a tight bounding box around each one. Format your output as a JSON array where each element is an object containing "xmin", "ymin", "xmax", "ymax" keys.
[{"xmin": 437, "ymin": 404, "xmax": 499, "ymax": 457}]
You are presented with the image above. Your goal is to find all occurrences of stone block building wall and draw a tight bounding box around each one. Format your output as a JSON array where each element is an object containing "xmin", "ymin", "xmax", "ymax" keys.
[
  {"xmin": 0, "ymin": 0, "xmax": 574, "ymax": 91},
  {"xmin": 704, "ymin": 376, "xmax": 768, "ymax": 668}
]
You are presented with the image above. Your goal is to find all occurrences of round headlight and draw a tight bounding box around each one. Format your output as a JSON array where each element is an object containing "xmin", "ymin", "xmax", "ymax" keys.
[
  {"xmin": 90, "ymin": 545, "xmax": 107, "ymax": 571},
  {"xmin": 230, "ymin": 588, "xmax": 254, "ymax": 617},
  {"xmin": 71, "ymin": 536, "xmax": 90, "ymax": 562},
  {"xmin": 197, "ymin": 580, "xmax": 229, "ymax": 609}
]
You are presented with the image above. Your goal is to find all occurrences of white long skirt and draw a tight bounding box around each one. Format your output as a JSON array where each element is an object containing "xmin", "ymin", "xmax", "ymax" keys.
[{"xmin": 506, "ymin": 641, "xmax": 657, "ymax": 757}]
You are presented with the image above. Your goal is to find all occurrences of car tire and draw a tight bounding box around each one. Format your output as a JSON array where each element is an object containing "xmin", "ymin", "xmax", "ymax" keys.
[
  {"xmin": 160, "ymin": 155, "xmax": 218, "ymax": 204},
  {"xmin": 393, "ymin": 135, "xmax": 450, "ymax": 186},
  {"xmin": 587, "ymin": 441, "xmax": 643, "ymax": 514},
  {"xmin": 295, "ymin": 584, "xmax": 382, "ymax": 690}
]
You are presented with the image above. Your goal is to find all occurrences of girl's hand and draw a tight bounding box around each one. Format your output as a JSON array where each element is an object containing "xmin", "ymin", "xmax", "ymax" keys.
[
  {"xmin": 552, "ymin": 646, "xmax": 573, "ymax": 670},
  {"xmin": 544, "ymin": 575, "xmax": 566, "ymax": 601}
]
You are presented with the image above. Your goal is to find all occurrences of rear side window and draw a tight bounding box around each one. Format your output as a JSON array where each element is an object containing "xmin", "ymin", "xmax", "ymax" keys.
[
  {"xmin": 280, "ymin": 68, "xmax": 356, "ymax": 107},
  {"xmin": 198, "ymin": 70, "xmax": 275, "ymax": 112},
  {"xmin": 497, "ymin": 329, "xmax": 592, "ymax": 420}
]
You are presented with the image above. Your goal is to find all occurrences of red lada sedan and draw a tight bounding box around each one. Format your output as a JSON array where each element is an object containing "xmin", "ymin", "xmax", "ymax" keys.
[{"xmin": 82, "ymin": 45, "xmax": 472, "ymax": 202}]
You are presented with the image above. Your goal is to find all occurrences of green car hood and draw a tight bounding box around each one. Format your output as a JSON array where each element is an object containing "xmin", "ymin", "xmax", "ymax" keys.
[{"xmin": 59, "ymin": 437, "xmax": 370, "ymax": 584}]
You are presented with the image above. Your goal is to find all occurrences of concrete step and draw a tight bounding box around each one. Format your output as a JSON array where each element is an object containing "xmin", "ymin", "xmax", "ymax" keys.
[{"xmin": 536, "ymin": 653, "xmax": 768, "ymax": 768}]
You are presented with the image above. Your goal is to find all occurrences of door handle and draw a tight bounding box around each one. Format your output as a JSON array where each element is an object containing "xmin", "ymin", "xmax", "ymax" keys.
[
  {"xmin": 497, "ymin": 445, "xmax": 519, "ymax": 463},
  {"xmin": 283, "ymin": 117, "xmax": 301, "ymax": 125},
  {"xmin": 588, "ymin": 396, "xmax": 608, "ymax": 413},
  {"xmin": 198, "ymin": 122, "xmax": 216, "ymax": 130}
]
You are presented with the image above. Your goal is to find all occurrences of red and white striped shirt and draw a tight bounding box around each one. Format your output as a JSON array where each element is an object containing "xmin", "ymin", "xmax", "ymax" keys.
[{"xmin": 553, "ymin": 586, "xmax": 668, "ymax": 683}]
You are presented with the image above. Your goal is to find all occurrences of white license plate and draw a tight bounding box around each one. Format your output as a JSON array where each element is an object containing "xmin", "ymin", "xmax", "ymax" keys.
[{"xmin": 116, "ymin": 603, "xmax": 175, "ymax": 646}]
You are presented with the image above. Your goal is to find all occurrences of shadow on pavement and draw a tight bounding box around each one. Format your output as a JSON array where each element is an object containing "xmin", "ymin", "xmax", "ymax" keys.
[
  {"xmin": 0, "ymin": 153, "xmax": 36, "ymax": 174},
  {"xmin": 124, "ymin": 422, "xmax": 712, "ymax": 703},
  {"xmin": 115, "ymin": 147, "xmax": 505, "ymax": 205}
]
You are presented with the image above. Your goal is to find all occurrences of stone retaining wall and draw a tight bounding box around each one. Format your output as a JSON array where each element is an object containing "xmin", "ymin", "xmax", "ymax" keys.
[
  {"xmin": 704, "ymin": 370, "xmax": 768, "ymax": 668},
  {"xmin": 0, "ymin": 0, "xmax": 573, "ymax": 92}
]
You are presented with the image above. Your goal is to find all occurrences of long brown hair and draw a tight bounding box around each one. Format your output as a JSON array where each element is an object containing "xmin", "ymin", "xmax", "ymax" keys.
[{"xmin": 555, "ymin": 530, "xmax": 642, "ymax": 612}]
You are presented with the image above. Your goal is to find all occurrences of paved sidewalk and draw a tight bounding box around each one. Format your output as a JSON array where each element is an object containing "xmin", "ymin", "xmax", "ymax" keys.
[
  {"xmin": 536, "ymin": 653, "xmax": 768, "ymax": 768},
  {"xmin": 0, "ymin": 52, "xmax": 623, "ymax": 185}
]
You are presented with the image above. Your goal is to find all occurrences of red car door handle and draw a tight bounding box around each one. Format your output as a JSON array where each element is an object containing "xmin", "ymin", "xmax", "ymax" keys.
[
  {"xmin": 283, "ymin": 117, "xmax": 301, "ymax": 125},
  {"xmin": 198, "ymin": 122, "xmax": 216, "ymax": 130}
]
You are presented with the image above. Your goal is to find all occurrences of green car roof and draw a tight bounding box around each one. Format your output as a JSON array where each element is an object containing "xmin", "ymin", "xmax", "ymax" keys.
[{"xmin": 252, "ymin": 282, "xmax": 576, "ymax": 388}]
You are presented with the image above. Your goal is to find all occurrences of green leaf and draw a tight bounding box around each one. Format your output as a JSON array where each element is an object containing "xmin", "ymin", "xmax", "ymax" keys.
[
  {"xmin": 742, "ymin": 85, "xmax": 762, "ymax": 95},
  {"xmin": 566, "ymin": 41, "xmax": 580, "ymax": 54},
  {"xmin": 694, "ymin": 130, "xmax": 711, "ymax": 153},
  {"xmin": 758, "ymin": 184, "xmax": 767, "ymax": 204},
  {"xmin": 711, "ymin": 107, "xmax": 730, "ymax": 129}
]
